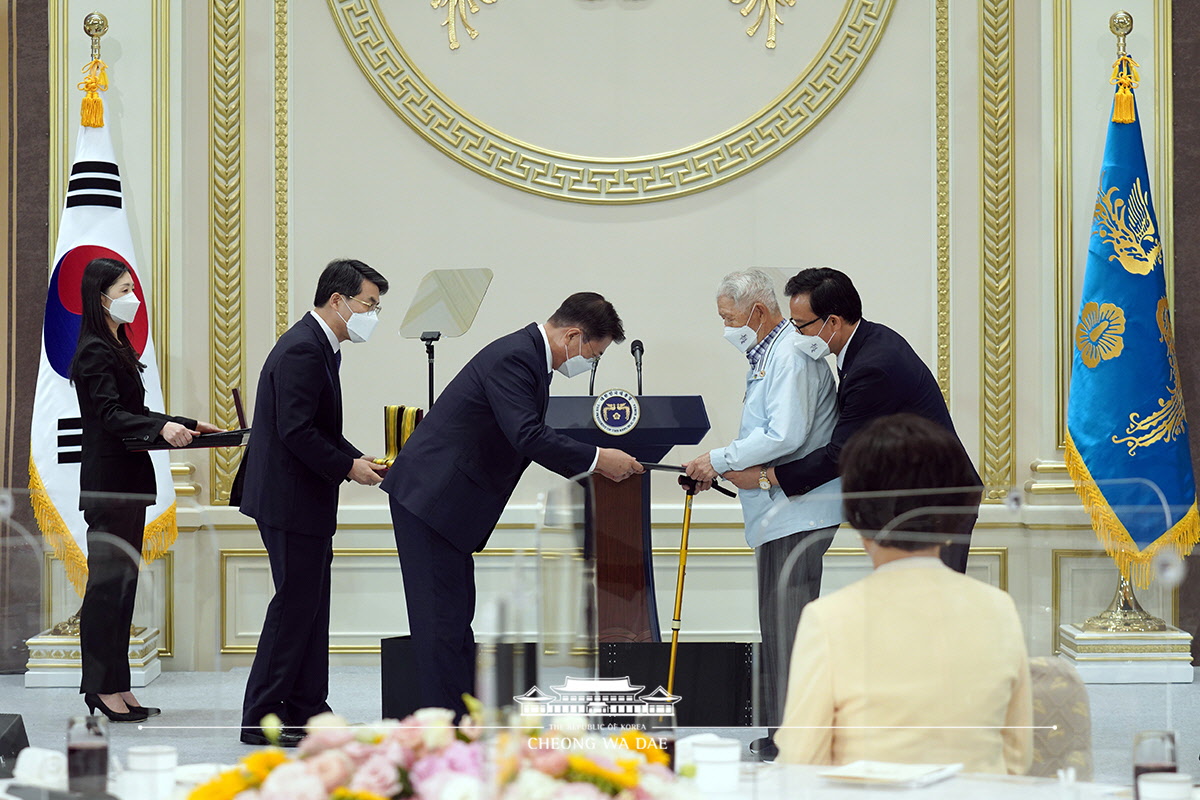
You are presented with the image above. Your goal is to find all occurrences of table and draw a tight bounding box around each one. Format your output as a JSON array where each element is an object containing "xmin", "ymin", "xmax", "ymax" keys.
[{"xmin": 715, "ymin": 763, "xmax": 1131, "ymax": 799}]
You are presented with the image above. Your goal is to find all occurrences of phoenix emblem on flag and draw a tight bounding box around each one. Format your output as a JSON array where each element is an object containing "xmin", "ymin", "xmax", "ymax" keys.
[
  {"xmin": 1093, "ymin": 177, "xmax": 1163, "ymax": 276},
  {"xmin": 1075, "ymin": 301, "xmax": 1125, "ymax": 369},
  {"xmin": 1112, "ymin": 297, "xmax": 1186, "ymax": 456}
]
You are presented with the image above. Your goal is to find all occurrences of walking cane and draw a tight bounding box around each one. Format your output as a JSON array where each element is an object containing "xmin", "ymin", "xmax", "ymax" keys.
[{"xmin": 667, "ymin": 475, "xmax": 699, "ymax": 697}]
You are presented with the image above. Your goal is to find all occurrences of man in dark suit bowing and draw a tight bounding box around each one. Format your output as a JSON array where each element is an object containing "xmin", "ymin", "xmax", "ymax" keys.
[
  {"xmin": 723, "ymin": 268, "xmax": 981, "ymax": 573},
  {"xmin": 238, "ymin": 259, "xmax": 389, "ymax": 745},
  {"xmin": 381, "ymin": 292, "xmax": 645, "ymax": 716}
]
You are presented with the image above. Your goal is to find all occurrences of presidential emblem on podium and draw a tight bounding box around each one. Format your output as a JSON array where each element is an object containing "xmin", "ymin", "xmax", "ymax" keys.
[{"xmin": 592, "ymin": 389, "xmax": 640, "ymax": 437}]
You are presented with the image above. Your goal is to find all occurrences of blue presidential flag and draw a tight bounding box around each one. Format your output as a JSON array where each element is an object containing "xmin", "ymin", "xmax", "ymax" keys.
[{"xmin": 1065, "ymin": 53, "xmax": 1199, "ymax": 587}]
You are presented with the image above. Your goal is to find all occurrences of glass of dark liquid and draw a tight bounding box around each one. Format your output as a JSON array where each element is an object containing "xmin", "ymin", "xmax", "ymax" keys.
[
  {"xmin": 67, "ymin": 715, "xmax": 109, "ymax": 796},
  {"xmin": 1132, "ymin": 729, "xmax": 1176, "ymax": 800}
]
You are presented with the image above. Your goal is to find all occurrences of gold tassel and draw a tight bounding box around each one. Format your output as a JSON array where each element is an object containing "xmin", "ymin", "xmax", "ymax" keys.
[
  {"xmin": 140, "ymin": 502, "xmax": 179, "ymax": 563},
  {"xmin": 28, "ymin": 458, "xmax": 89, "ymax": 597},
  {"xmin": 1064, "ymin": 432, "xmax": 1200, "ymax": 588},
  {"xmin": 1110, "ymin": 54, "xmax": 1140, "ymax": 124},
  {"xmin": 77, "ymin": 58, "xmax": 108, "ymax": 128}
]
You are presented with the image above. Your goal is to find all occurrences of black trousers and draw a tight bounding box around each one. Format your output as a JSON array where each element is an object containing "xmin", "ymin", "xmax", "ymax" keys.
[
  {"xmin": 390, "ymin": 498, "xmax": 475, "ymax": 718},
  {"xmin": 756, "ymin": 525, "xmax": 837, "ymax": 733},
  {"xmin": 79, "ymin": 506, "xmax": 146, "ymax": 694},
  {"xmin": 241, "ymin": 524, "xmax": 334, "ymax": 730}
]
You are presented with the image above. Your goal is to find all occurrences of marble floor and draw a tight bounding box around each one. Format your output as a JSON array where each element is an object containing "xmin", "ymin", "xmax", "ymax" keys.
[{"xmin": 1, "ymin": 667, "xmax": 1198, "ymax": 788}]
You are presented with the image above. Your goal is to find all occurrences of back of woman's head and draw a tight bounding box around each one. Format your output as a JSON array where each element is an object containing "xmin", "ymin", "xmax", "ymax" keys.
[
  {"xmin": 840, "ymin": 413, "xmax": 980, "ymax": 547},
  {"xmin": 72, "ymin": 258, "xmax": 144, "ymax": 378}
]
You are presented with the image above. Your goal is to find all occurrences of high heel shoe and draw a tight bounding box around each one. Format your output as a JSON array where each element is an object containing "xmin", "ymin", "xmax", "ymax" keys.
[
  {"xmin": 127, "ymin": 704, "xmax": 160, "ymax": 718},
  {"xmin": 84, "ymin": 693, "xmax": 149, "ymax": 722}
]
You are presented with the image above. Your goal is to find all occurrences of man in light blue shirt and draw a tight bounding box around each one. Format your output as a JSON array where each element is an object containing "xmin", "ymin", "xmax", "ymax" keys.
[{"xmin": 684, "ymin": 269, "xmax": 841, "ymax": 761}]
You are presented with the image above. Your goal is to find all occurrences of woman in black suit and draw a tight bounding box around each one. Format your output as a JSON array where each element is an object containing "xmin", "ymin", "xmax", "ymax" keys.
[{"xmin": 70, "ymin": 258, "xmax": 218, "ymax": 722}]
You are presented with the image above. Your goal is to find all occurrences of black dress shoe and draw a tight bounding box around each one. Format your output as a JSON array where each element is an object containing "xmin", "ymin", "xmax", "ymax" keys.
[
  {"xmin": 129, "ymin": 705, "xmax": 161, "ymax": 718},
  {"xmin": 84, "ymin": 693, "xmax": 149, "ymax": 723},
  {"xmin": 240, "ymin": 727, "xmax": 304, "ymax": 747},
  {"xmin": 749, "ymin": 736, "xmax": 778, "ymax": 761}
]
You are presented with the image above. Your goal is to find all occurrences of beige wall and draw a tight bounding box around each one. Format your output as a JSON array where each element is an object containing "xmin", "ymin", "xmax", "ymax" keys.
[{"xmin": 36, "ymin": 0, "xmax": 1180, "ymax": 668}]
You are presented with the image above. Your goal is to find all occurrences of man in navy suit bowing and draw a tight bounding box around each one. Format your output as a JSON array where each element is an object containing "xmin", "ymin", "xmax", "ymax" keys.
[
  {"xmin": 381, "ymin": 292, "xmax": 645, "ymax": 715},
  {"xmin": 238, "ymin": 259, "xmax": 389, "ymax": 745},
  {"xmin": 723, "ymin": 268, "xmax": 981, "ymax": 573}
]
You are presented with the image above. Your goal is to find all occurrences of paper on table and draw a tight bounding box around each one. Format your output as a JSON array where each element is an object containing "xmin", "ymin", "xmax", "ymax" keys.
[{"xmin": 818, "ymin": 760, "xmax": 963, "ymax": 788}]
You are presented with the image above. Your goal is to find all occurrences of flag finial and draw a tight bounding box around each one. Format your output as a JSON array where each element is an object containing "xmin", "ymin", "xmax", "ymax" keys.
[
  {"xmin": 79, "ymin": 13, "xmax": 109, "ymax": 128},
  {"xmin": 1109, "ymin": 11, "xmax": 1138, "ymax": 124},
  {"xmin": 1110, "ymin": 10, "xmax": 1132, "ymax": 56}
]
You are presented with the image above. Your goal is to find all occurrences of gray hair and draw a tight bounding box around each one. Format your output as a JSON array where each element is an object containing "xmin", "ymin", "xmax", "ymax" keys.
[{"xmin": 716, "ymin": 269, "xmax": 780, "ymax": 314}]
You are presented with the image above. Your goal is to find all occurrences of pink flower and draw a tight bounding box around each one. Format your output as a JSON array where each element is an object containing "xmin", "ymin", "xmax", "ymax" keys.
[
  {"xmin": 348, "ymin": 753, "xmax": 403, "ymax": 799},
  {"xmin": 298, "ymin": 713, "xmax": 355, "ymax": 756},
  {"xmin": 305, "ymin": 750, "xmax": 355, "ymax": 792},
  {"xmin": 379, "ymin": 737, "xmax": 415, "ymax": 770},
  {"xmin": 341, "ymin": 741, "xmax": 383, "ymax": 767},
  {"xmin": 411, "ymin": 741, "xmax": 484, "ymax": 788},
  {"xmin": 524, "ymin": 746, "xmax": 568, "ymax": 777},
  {"xmin": 258, "ymin": 762, "xmax": 325, "ymax": 800},
  {"xmin": 417, "ymin": 771, "xmax": 483, "ymax": 800}
]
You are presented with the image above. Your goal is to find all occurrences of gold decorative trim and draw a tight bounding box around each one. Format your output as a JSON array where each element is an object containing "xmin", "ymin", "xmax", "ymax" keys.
[
  {"xmin": 42, "ymin": 551, "xmax": 175, "ymax": 658},
  {"xmin": 1025, "ymin": 481, "xmax": 1076, "ymax": 495},
  {"xmin": 979, "ymin": 0, "xmax": 1015, "ymax": 501},
  {"xmin": 152, "ymin": 0, "xmax": 170, "ymax": 401},
  {"xmin": 1067, "ymin": 643, "xmax": 1190, "ymax": 654},
  {"xmin": 48, "ymin": 2, "xmax": 68, "ymax": 246},
  {"xmin": 1031, "ymin": 461, "xmax": 1068, "ymax": 474},
  {"xmin": 1052, "ymin": 0, "xmax": 1072, "ymax": 450},
  {"xmin": 210, "ymin": 0, "xmax": 245, "ymax": 504},
  {"xmin": 274, "ymin": 0, "xmax": 289, "ymax": 339},
  {"xmin": 1153, "ymin": 2, "xmax": 1174, "ymax": 308},
  {"xmin": 327, "ymin": 0, "xmax": 894, "ymax": 204},
  {"xmin": 935, "ymin": 0, "xmax": 951, "ymax": 400},
  {"xmin": 170, "ymin": 462, "xmax": 195, "ymax": 477},
  {"xmin": 1051, "ymin": 549, "xmax": 1179, "ymax": 654}
]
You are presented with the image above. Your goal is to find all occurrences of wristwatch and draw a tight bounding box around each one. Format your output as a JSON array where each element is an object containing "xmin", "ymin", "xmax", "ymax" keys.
[{"xmin": 758, "ymin": 467, "xmax": 771, "ymax": 490}]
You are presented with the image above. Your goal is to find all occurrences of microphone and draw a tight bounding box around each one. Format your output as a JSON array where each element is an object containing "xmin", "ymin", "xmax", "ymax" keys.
[
  {"xmin": 631, "ymin": 339, "xmax": 644, "ymax": 395},
  {"xmin": 589, "ymin": 356, "xmax": 600, "ymax": 396}
]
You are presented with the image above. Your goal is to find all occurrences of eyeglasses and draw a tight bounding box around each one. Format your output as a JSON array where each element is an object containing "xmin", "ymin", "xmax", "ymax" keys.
[
  {"xmin": 346, "ymin": 294, "xmax": 382, "ymax": 314},
  {"xmin": 790, "ymin": 316, "xmax": 824, "ymax": 333}
]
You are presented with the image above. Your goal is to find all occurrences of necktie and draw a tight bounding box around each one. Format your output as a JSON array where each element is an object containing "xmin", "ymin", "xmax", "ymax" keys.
[{"xmin": 335, "ymin": 351, "xmax": 342, "ymax": 371}]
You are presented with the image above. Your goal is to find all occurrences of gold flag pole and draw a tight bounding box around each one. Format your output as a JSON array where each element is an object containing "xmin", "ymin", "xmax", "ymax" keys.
[{"xmin": 667, "ymin": 477, "xmax": 698, "ymax": 696}]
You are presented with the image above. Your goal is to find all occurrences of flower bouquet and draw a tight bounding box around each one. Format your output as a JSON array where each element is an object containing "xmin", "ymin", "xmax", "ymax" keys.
[{"xmin": 188, "ymin": 708, "xmax": 694, "ymax": 800}]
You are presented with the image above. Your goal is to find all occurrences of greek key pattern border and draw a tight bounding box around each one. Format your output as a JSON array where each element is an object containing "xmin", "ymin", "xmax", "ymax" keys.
[
  {"xmin": 327, "ymin": 0, "xmax": 895, "ymax": 204},
  {"xmin": 209, "ymin": 0, "xmax": 244, "ymax": 504},
  {"xmin": 979, "ymin": 0, "xmax": 1015, "ymax": 500}
]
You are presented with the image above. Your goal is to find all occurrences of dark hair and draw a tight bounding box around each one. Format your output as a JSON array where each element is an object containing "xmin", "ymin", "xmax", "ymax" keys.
[
  {"xmin": 840, "ymin": 413, "xmax": 981, "ymax": 550},
  {"xmin": 784, "ymin": 267, "xmax": 862, "ymax": 323},
  {"xmin": 312, "ymin": 259, "xmax": 389, "ymax": 307},
  {"xmin": 548, "ymin": 292, "xmax": 625, "ymax": 343},
  {"xmin": 70, "ymin": 257, "xmax": 145, "ymax": 379}
]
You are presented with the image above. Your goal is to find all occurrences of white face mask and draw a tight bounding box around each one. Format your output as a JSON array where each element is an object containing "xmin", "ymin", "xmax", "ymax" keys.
[
  {"xmin": 723, "ymin": 306, "xmax": 762, "ymax": 353},
  {"xmin": 796, "ymin": 318, "xmax": 832, "ymax": 360},
  {"xmin": 335, "ymin": 298, "xmax": 379, "ymax": 344},
  {"xmin": 556, "ymin": 334, "xmax": 596, "ymax": 378},
  {"xmin": 104, "ymin": 291, "xmax": 140, "ymax": 325}
]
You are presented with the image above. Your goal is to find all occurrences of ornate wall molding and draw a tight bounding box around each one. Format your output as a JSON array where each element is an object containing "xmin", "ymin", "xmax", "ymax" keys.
[
  {"xmin": 979, "ymin": 0, "xmax": 1015, "ymax": 500},
  {"xmin": 935, "ymin": 0, "xmax": 950, "ymax": 399},
  {"xmin": 209, "ymin": 0, "xmax": 244, "ymax": 503},
  {"xmin": 274, "ymin": 0, "xmax": 288, "ymax": 339},
  {"xmin": 327, "ymin": 0, "xmax": 895, "ymax": 204},
  {"xmin": 152, "ymin": 0, "xmax": 171, "ymax": 402}
]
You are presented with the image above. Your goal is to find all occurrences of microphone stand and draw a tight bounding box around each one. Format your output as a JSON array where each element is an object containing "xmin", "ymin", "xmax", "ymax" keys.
[
  {"xmin": 636, "ymin": 359, "xmax": 643, "ymax": 395},
  {"xmin": 589, "ymin": 357, "xmax": 599, "ymax": 396},
  {"xmin": 421, "ymin": 330, "xmax": 441, "ymax": 409}
]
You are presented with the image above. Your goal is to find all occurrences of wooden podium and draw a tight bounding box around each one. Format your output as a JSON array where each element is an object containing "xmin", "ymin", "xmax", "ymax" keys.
[{"xmin": 545, "ymin": 396, "xmax": 709, "ymax": 643}]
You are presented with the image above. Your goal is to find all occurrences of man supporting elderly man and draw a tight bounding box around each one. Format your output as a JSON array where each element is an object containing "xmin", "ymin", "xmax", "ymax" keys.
[{"xmin": 683, "ymin": 269, "xmax": 841, "ymax": 763}]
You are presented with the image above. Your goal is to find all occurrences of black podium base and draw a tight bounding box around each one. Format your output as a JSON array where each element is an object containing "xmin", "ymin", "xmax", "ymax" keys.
[
  {"xmin": 600, "ymin": 642, "xmax": 753, "ymax": 727},
  {"xmin": 381, "ymin": 636, "xmax": 537, "ymax": 720}
]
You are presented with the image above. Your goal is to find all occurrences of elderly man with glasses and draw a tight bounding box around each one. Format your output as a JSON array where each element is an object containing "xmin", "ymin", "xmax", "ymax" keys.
[{"xmin": 683, "ymin": 269, "xmax": 841, "ymax": 762}]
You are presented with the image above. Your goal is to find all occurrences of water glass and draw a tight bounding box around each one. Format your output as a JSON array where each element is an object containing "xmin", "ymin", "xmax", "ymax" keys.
[{"xmin": 66, "ymin": 715, "xmax": 109, "ymax": 795}]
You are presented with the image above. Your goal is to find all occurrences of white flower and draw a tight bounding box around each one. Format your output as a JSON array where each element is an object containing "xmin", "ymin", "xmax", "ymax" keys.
[
  {"xmin": 429, "ymin": 772, "xmax": 484, "ymax": 800},
  {"xmin": 305, "ymin": 711, "xmax": 348, "ymax": 735},
  {"xmin": 258, "ymin": 762, "xmax": 325, "ymax": 800},
  {"xmin": 414, "ymin": 707, "xmax": 457, "ymax": 750},
  {"xmin": 501, "ymin": 769, "xmax": 561, "ymax": 800}
]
